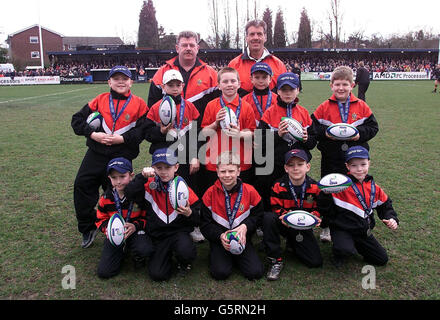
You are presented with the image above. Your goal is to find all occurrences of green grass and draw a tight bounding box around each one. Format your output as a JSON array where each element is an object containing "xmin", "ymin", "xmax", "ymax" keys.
[{"xmin": 0, "ymin": 81, "xmax": 439, "ymax": 300}]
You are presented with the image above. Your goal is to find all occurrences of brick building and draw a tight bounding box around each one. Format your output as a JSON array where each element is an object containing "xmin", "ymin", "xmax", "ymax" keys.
[{"xmin": 6, "ymin": 25, "xmax": 63, "ymax": 68}]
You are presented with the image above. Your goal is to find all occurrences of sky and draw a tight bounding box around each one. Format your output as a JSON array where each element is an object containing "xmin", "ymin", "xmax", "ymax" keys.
[{"xmin": 1, "ymin": 0, "xmax": 439, "ymax": 46}]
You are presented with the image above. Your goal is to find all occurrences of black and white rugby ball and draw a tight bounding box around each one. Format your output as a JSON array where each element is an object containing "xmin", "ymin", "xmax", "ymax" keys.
[
  {"xmin": 326, "ymin": 123, "xmax": 359, "ymax": 140},
  {"xmin": 168, "ymin": 176, "xmax": 190, "ymax": 210},
  {"xmin": 107, "ymin": 213, "xmax": 125, "ymax": 247},
  {"xmin": 227, "ymin": 231, "xmax": 245, "ymax": 255},
  {"xmin": 220, "ymin": 107, "xmax": 238, "ymax": 130},
  {"xmin": 318, "ymin": 173, "xmax": 352, "ymax": 193},
  {"xmin": 86, "ymin": 111, "xmax": 103, "ymax": 131},
  {"xmin": 159, "ymin": 96, "xmax": 177, "ymax": 126},
  {"xmin": 283, "ymin": 210, "xmax": 320, "ymax": 230},
  {"xmin": 281, "ymin": 117, "xmax": 304, "ymax": 142}
]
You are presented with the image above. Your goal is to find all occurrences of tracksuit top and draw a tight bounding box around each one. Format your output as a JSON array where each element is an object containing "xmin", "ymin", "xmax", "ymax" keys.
[
  {"xmin": 433, "ymin": 68, "xmax": 440, "ymax": 80},
  {"xmin": 71, "ymin": 89, "xmax": 149, "ymax": 160},
  {"xmin": 242, "ymin": 87, "xmax": 278, "ymax": 126},
  {"xmin": 311, "ymin": 93, "xmax": 379, "ymax": 162},
  {"xmin": 124, "ymin": 174, "xmax": 200, "ymax": 239},
  {"xmin": 329, "ymin": 174, "xmax": 399, "ymax": 234},
  {"xmin": 148, "ymin": 57, "xmax": 219, "ymax": 123},
  {"xmin": 258, "ymin": 96, "xmax": 316, "ymax": 167},
  {"xmin": 270, "ymin": 174, "xmax": 330, "ymax": 219},
  {"xmin": 200, "ymin": 179, "xmax": 264, "ymax": 244},
  {"xmin": 95, "ymin": 188, "xmax": 147, "ymax": 234},
  {"xmin": 145, "ymin": 95, "xmax": 200, "ymax": 161},
  {"xmin": 228, "ymin": 49, "xmax": 287, "ymax": 94},
  {"xmin": 201, "ymin": 95, "xmax": 256, "ymax": 172}
]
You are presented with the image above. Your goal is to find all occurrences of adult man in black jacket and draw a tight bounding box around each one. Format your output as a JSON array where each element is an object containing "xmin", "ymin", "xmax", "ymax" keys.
[{"xmin": 354, "ymin": 61, "xmax": 370, "ymax": 101}]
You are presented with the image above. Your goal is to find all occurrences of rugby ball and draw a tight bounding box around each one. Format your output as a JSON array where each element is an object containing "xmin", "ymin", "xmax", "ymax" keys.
[
  {"xmin": 326, "ymin": 123, "xmax": 359, "ymax": 140},
  {"xmin": 219, "ymin": 107, "xmax": 238, "ymax": 130},
  {"xmin": 106, "ymin": 213, "xmax": 125, "ymax": 247},
  {"xmin": 168, "ymin": 176, "xmax": 190, "ymax": 210},
  {"xmin": 318, "ymin": 173, "xmax": 352, "ymax": 193},
  {"xmin": 159, "ymin": 96, "xmax": 177, "ymax": 126},
  {"xmin": 86, "ymin": 111, "xmax": 102, "ymax": 131},
  {"xmin": 226, "ymin": 231, "xmax": 245, "ymax": 255},
  {"xmin": 281, "ymin": 117, "xmax": 304, "ymax": 142},
  {"xmin": 282, "ymin": 210, "xmax": 320, "ymax": 230}
]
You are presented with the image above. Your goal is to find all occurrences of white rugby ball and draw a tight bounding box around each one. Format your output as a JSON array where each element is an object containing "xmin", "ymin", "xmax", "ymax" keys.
[
  {"xmin": 326, "ymin": 123, "xmax": 359, "ymax": 140},
  {"xmin": 107, "ymin": 213, "xmax": 125, "ymax": 247},
  {"xmin": 159, "ymin": 96, "xmax": 177, "ymax": 126},
  {"xmin": 168, "ymin": 176, "xmax": 190, "ymax": 210},
  {"xmin": 86, "ymin": 111, "xmax": 103, "ymax": 131},
  {"xmin": 227, "ymin": 231, "xmax": 245, "ymax": 255},
  {"xmin": 283, "ymin": 210, "xmax": 320, "ymax": 230},
  {"xmin": 220, "ymin": 107, "xmax": 238, "ymax": 130},
  {"xmin": 281, "ymin": 117, "xmax": 304, "ymax": 142},
  {"xmin": 318, "ymin": 173, "xmax": 352, "ymax": 193}
]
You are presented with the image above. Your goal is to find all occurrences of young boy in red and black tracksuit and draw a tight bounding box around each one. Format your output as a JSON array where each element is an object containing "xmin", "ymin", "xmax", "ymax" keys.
[
  {"xmin": 200, "ymin": 151, "xmax": 264, "ymax": 280},
  {"xmin": 95, "ymin": 157, "xmax": 154, "ymax": 279},
  {"xmin": 310, "ymin": 66, "xmax": 378, "ymax": 242},
  {"xmin": 71, "ymin": 66, "xmax": 149, "ymax": 249},
  {"xmin": 327, "ymin": 146, "xmax": 399, "ymax": 268},
  {"xmin": 263, "ymin": 149, "xmax": 330, "ymax": 280},
  {"xmin": 124, "ymin": 148, "xmax": 200, "ymax": 281},
  {"xmin": 256, "ymin": 72, "xmax": 316, "ymax": 211}
]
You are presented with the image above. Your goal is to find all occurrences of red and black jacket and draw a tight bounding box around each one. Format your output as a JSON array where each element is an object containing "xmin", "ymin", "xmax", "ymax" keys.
[
  {"xmin": 328, "ymin": 174, "xmax": 399, "ymax": 234},
  {"xmin": 270, "ymin": 174, "xmax": 331, "ymax": 219},
  {"xmin": 96, "ymin": 188, "xmax": 147, "ymax": 234},
  {"xmin": 311, "ymin": 93, "xmax": 378, "ymax": 163},
  {"xmin": 242, "ymin": 87, "xmax": 278, "ymax": 126},
  {"xmin": 258, "ymin": 96, "xmax": 317, "ymax": 167},
  {"xmin": 145, "ymin": 94, "xmax": 201, "ymax": 162},
  {"xmin": 200, "ymin": 179, "xmax": 264, "ymax": 244},
  {"xmin": 124, "ymin": 173, "xmax": 200, "ymax": 239},
  {"xmin": 71, "ymin": 89, "xmax": 149, "ymax": 160}
]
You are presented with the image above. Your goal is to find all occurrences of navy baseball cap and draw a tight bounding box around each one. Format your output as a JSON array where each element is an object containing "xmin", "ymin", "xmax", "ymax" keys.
[
  {"xmin": 152, "ymin": 148, "xmax": 178, "ymax": 166},
  {"xmin": 251, "ymin": 62, "xmax": 273, "ymax": 76},
  {"xmin": 345, "ymin": 146, "xmax": 370, "ymax": 162},
  {"xmin": 285, "ymin": 149, "xmax": 310, "ymax": 164},
  {"xmin": 277, "ymin": 72, "xmax": 300, "ymax": 90},
  {"xmin": 109, "ymin": 65, "xmax": 132, "ymax": 79},
  {"xmin": 107, "ymin": 157, "xmax": 133, "ymax": 174}
]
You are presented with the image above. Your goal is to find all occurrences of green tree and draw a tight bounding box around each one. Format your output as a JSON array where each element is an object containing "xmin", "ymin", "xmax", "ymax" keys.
[
  {"xmin": 297, "ymin": 7, "xmax": 312, "ymax": 48},
  {"xmin": 273, "ymin": 8, "xmax": 286, "ymax": 48},
  {"xmin": 262, "ymin": 7, "xmax": 273, "ymax": 48},
  {"xmin": 0, "ymin": 47, "xmax": 8, "ymax": 63},
  {"xmin": 138, "ymin": 0, "xmax": 159, "ymax": 48}
]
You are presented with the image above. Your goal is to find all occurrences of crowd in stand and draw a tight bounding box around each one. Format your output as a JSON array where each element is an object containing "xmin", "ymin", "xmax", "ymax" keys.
[{"xmin": 0, "ymin": 54, "xmax": 436, "ymax": 78}]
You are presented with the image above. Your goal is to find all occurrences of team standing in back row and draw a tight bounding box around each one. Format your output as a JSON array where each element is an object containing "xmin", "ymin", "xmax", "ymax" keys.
[{"xmin": 71, "ymin": 20, "xmax": 399, "ymax": 282}]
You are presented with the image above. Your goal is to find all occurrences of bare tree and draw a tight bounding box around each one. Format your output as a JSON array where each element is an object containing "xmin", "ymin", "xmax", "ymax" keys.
[
  {"xmin": 210, "ymin": 0, "xmax": 220, "ymax": 48},
  {"xmin": 329, "ymin": 0, "xmax": 343, "ymax": 48}
]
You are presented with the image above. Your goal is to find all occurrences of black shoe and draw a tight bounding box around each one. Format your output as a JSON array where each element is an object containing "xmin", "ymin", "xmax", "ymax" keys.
[
  {"xmin": 266, "ymin": 257, "xmax": 284, "ymax": 281},
  {"xmin": 177, "ymin": 263, "xmax": 192, "ymax": 277},
  {"xmin": 81, "ymin": 228, "xmax": 98, "ymax": 248},
  {"xmin": 330, "ymin": 255, "xmax": 345, "ymax": 269},
  {"xmin": 432, "ymin": 90, "xmax": 437, "ymax": 93}
]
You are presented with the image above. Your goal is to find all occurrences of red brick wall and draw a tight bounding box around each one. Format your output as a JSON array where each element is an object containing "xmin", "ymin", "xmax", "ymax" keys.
[{"xmin": 9, "ymin": 26, "xmax": 63, "ymax": 67}]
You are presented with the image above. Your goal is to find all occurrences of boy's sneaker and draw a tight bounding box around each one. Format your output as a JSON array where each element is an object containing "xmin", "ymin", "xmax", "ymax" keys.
[
  {"xmin": 81, "ymin": 228, "xmax": 98, "ymax": 248},
  {"xmin": 320, "ymin": 227, "xmax": 332, "ymax": 243},
  {"xmin": 190, "ymin": 227, "xmax": 205, "ymax": 243},
  {"xmin": 266, "ymin": 257, "xmax": 284, "ymax": 281},
  {"xmin": 177, "ymin": 263, "xmax": 192, "ymax": 277}
]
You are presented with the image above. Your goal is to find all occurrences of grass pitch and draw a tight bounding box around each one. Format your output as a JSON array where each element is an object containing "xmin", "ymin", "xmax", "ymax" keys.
[{"xmin": 0, "ymin": 81, "xmax": 439, "ymax": 300}]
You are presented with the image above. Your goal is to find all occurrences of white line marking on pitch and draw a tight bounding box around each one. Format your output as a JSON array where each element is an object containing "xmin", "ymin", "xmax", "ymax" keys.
[{"xmin": 0, "ymin": 87, "xmax": 96, "ymax": 104}]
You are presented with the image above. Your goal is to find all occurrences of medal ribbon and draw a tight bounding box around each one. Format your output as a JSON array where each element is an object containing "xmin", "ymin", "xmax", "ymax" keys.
[
  {"xmin": 154, "ymin": 175, "xmax": 169, "ymax": 193},
  {"xmin": 337, "ymin": 96, "xmax": 350, "ymax": 123},
  {"xmin": 222, "ymin": 183, "xmax": 243, "ymax": 229},
  {"xmin": 109, "ymin": 93, "xmax": 132, "ymax": 133},
  {"xmin": 351, "ymin": 179, "xmax": 376, "ymax": 218},
  {"xmin": 252, "ymin": 90, "xmax": 272, "ymax": 117},
  {"xmin": 112, "ymin": 189, "xmax": 134, "ymax": 223},
  {"xmin": 288, "ymin": 180, "xmax": 307, "ymax": 209},
  {"xmin": 174, "ymin": 98, "xmax": 186, "ymax": 130},
  {"xmin": 286, "ymin": 102, "xmax": 295, "ymax": 118},
  {"xmin": 220, "ymin": 96, "xmax": 242, "ymax": 121}
]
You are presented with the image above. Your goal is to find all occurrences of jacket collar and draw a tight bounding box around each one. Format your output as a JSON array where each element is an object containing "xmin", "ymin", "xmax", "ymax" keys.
[
  {"xmin": 347, "ymin": 173, "xmax": 374, "ymax": 184},
  {"xmin": 214, "ymin": 178, "xmax": 243, "ymax": 194},
  {"xmin": 328, "ymin": 92, "xmax": 358, "ymax": 104},
  {"xmin": 242, "ymin": 47, "xmax": 271, "ymax": 62},
  {"xmin": 281, "ymin": 174, "xmax": 313, "ymax": 189},
  {"xmin": 110, "ymin": 89, "xmax": 130, "ymax": 100},
  {"xmin": 277, "ymin": 95, "xmax": 299, "ymax": 108}
]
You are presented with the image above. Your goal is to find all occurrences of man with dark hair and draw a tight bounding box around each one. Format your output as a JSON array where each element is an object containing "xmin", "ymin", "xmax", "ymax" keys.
[
  {"xmin": 228, "ymin": 20, "xmax": 287, "ymax": 96},
  {"xmin": 354, "ymin": 61, "xmax": 370, "ymax": 101}
]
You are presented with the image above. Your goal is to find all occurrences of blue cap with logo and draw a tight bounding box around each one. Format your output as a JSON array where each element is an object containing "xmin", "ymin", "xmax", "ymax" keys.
[
  {"xmin": 251, "ymin": 62, "xmax": 273, "ymax": 76},
  {"xmin": 107, "ymin": 157, "xmax": 133, "ymax": 174},
  {"xmin": 277, "ymin": 72, "xmax": 300, "ymax": 90},
  {"xmin": 284, "ymin": 148, "xmax": 311, "ymax": 164},
  {"xmin": 109, "ymin": 65, "xmax": 132, "ymax": 79},
  {"xmin": 152, "ymin": 148, "xmax": 178, "ymax": 166},
  {"xmin": 345, "ymin": 146, "xmax": 370, "ymax": 162}
]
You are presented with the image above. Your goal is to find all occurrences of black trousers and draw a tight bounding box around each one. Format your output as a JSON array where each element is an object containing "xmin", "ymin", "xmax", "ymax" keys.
[
  {"xmin": 208, "ymin": 239, "xmax": 264, "ymax": 280},
  {"xmin": 97, "ymin": 231, "xmax": 154, "ymax": 279},
  {"xmin": 74, "ymin": 149, "xmax": 112, "ymax": 234},
  {"xmin": 357, "ymin": 83, "xmax": 369, "ymax": 102},
  {"xmin": 254, "ymin": 164, "xmax": 286, "ymax": 212},
  {"xmin": 330, "ymin": 227, "xmax": 388, "ymax": 266},
  {"xmin": 148, "ymin": 231, "xmax": 197, "ymax": 281},
  {"xmin": 262, "ymin": 211, "xmax": 323, "ymax": 268}
]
